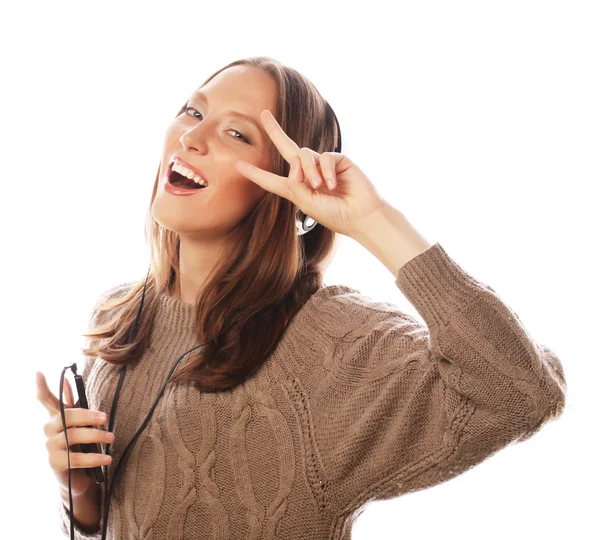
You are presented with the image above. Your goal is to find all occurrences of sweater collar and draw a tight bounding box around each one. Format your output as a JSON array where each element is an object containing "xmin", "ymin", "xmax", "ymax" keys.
[
  {"xmin": 153, "ymin": 283, "xmax": 360, "ymax": 338},
  {"xmin": 155, "ymin": 290, "xmax": 198, "ymax": 337}
]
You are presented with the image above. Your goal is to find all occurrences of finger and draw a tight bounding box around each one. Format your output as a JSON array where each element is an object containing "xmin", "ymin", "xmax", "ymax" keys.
[
  {"xmin": 55, "ymin": 448, "xmax": 112, "ymax": 472},
  {"xmin": 299, "ymin": 147, "xmax": 323, "ymax": 189},
  {"xmin": 45, "ymin": 406, "xmax": 107, "ymax": 438},
  {"xmin": 260, "ymin": 110, "xmax": 301, "ymax": 163},
  {"xmin": 290, "ymin": 156, "xmax": 312, "ymax": 195},
  {"xmin": 234, "ymin": 160, "xmax": 295, "ymax": 202},
  {"xmin": 321, "ymin": 153, "xmax": 337, "ymax": 190},
  {"xmin": 52, "ymin": 426, "xmax": 114, "ymax": 451},
  {"xmin": 260, "ymin": 110, "xmax": 324, "ymax": 168},
  {"xmin": 63, "ymin": 377, "xmax": 75, "ymax": 408},
  {"xmin": 58, "ymin": 376, "xmax": 74, "ymax": 411},
  {"xmin": 289, "ymin": 155, "xmax": 319, "ymax": 204},
  {"xmin": 36, "ymin": 371, "xmax": 61, "ymax": 417},
  {"xmin": 291, "ymin": 155, "xmax": 305, "ymax": 185}
]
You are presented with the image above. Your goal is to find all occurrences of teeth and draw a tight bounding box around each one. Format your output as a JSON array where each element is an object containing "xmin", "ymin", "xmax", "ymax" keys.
[{"xmin": 172, "ymin": 162, "xmax": 208, "ymax": 186}]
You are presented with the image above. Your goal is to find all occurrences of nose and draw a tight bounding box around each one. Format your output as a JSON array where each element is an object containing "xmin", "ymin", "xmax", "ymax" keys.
[
  {"xmin": 180, "ymin": 133, "xmax": 202, "ymax": 153},
  {"xmin": 179, "ymin": 121, "xmax": 210, "ymax": 153}
]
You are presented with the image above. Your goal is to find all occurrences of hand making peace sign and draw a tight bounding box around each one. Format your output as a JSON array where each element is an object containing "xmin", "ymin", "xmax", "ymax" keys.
[{"xmin": 234, "ymin": 109, "xmax": 388, "ymax": 239}]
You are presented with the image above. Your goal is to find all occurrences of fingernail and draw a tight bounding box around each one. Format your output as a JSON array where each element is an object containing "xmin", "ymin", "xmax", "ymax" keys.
[
  {"xmin": 97, "ymin": 412, "xmax": 107, "ymax": 421},
  {"xmin": 311, "ymin": 176, "xmax": 321, "ymax": 188}
]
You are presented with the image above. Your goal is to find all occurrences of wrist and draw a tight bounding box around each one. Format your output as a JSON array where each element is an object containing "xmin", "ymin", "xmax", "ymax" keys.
[{"xmin": 351, "ymin": 203, "xmax": 434, "ymax": 277}]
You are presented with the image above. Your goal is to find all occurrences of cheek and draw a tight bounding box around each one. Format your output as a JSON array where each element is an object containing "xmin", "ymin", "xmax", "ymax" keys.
[
  {"xmin": 213, "ymin": 177, "xmax": 266, "ymax": 217},
  {"xmin": 163, "ymin": 122, "xmax": 181, "ymax": 143},
  {"xmin": 234, "ymin": 177, "xmax": 264, "ymax": 202}
]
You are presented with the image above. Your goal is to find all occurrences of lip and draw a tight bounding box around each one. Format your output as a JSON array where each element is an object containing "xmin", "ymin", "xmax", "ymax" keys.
[
  {"xmin": 164, "ymin": 179, "xmax": 207, "ymax": 196},
  {"xmin": 164, "ymin": 164, "xmax": 207, "ymax": 195},
  {"xmin": 170, "ymin": 157, "xmax": 209, "ymax": 185},
  {"xmin": 164, "ymin": 160, "xmax": 210, "ymax": 196}
]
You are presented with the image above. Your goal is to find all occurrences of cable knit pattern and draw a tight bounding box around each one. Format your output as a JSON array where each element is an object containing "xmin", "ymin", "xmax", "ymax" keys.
[{"xmin": 58, "ymin": 242, "xmax": 567, "ymax": 539}]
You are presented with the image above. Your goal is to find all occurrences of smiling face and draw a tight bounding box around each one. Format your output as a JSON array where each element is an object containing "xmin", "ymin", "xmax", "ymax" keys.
[{"xmin": 151, "ymin": 65, "xmax": 277, "ymax": 239}]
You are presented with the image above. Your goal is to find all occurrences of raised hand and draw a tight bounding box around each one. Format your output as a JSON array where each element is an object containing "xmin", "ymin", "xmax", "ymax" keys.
[{"xmin": 234, "ymin": 109, "xmax": 388, "ymax": 239}]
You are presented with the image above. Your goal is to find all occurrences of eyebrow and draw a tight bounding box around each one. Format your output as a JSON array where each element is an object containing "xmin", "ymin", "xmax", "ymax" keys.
[{"xmin": 189, "ymin": 90, "xmax": 266, "ymax": 143}]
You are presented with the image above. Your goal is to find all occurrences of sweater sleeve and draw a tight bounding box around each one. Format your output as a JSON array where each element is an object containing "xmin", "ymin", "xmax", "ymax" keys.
[
  {"xmin": 306, "ymin": 242, "xmax": 567, "ymax": 513},
  {"xmin": 59, "ymin": 501, "xmax": 102, "ymax": 540},
  {"xmin": 57, "ymin": 283, "xmax": 133, "ymax": 538}
]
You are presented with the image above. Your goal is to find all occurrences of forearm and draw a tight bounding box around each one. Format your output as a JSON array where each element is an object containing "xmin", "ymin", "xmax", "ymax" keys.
[
  {"xmin": 351, "ymin": 202, "xmax": 434, "ymax": 277},
  {"xmin": 60, "ymin": 481, "xmax": 102, "ymax": 534}
]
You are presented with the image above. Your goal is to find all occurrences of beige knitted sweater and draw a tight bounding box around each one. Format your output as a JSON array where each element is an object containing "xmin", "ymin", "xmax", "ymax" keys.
[{"xmin": 58, "ymin": 242, "xmax": 567, "ymax": 539}]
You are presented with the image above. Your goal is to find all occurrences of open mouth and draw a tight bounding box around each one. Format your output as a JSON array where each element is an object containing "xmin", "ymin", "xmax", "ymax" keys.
[{"xmin": 167, "ymin": 162, "xmax": 209, "ymax": 190}]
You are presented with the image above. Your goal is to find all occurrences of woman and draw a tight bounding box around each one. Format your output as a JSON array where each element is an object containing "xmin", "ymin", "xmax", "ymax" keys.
[{"xmin": 37, "ymin": 56, "xmax": 567, "ymax": 539}]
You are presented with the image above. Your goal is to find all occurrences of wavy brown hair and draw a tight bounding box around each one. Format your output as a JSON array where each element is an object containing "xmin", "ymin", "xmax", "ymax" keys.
[{"xmin": 81, "ymin": 56, "xmax": 341, "ymax": 392}]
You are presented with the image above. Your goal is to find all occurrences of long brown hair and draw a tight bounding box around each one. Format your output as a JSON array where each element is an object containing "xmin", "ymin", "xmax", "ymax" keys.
[{"xmin": 81, "ymin": 56, "xmax": 341, "ymax": 392}]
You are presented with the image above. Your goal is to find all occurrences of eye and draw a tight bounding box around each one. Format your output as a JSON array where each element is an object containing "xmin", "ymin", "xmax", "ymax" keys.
[{"xmin": 183, "ymin": 106, "xmax": 251, "ymax": 144}]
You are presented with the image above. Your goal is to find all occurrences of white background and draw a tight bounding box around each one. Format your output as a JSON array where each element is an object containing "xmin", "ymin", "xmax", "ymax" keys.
[{"xmin": 1, "ymin": 0, "xmax": 597, "ymax": 538}]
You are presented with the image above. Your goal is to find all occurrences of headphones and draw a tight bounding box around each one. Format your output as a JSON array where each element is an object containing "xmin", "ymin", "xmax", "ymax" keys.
[{"xmin": 60, "ymin": 100, "xmax": 342, "ymax": 540}]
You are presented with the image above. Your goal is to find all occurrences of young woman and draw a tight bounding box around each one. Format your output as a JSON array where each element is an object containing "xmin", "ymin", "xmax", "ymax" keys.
[{"xmin": 37, "ymin": 56, "xmax": 567, "ymax": 540}]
